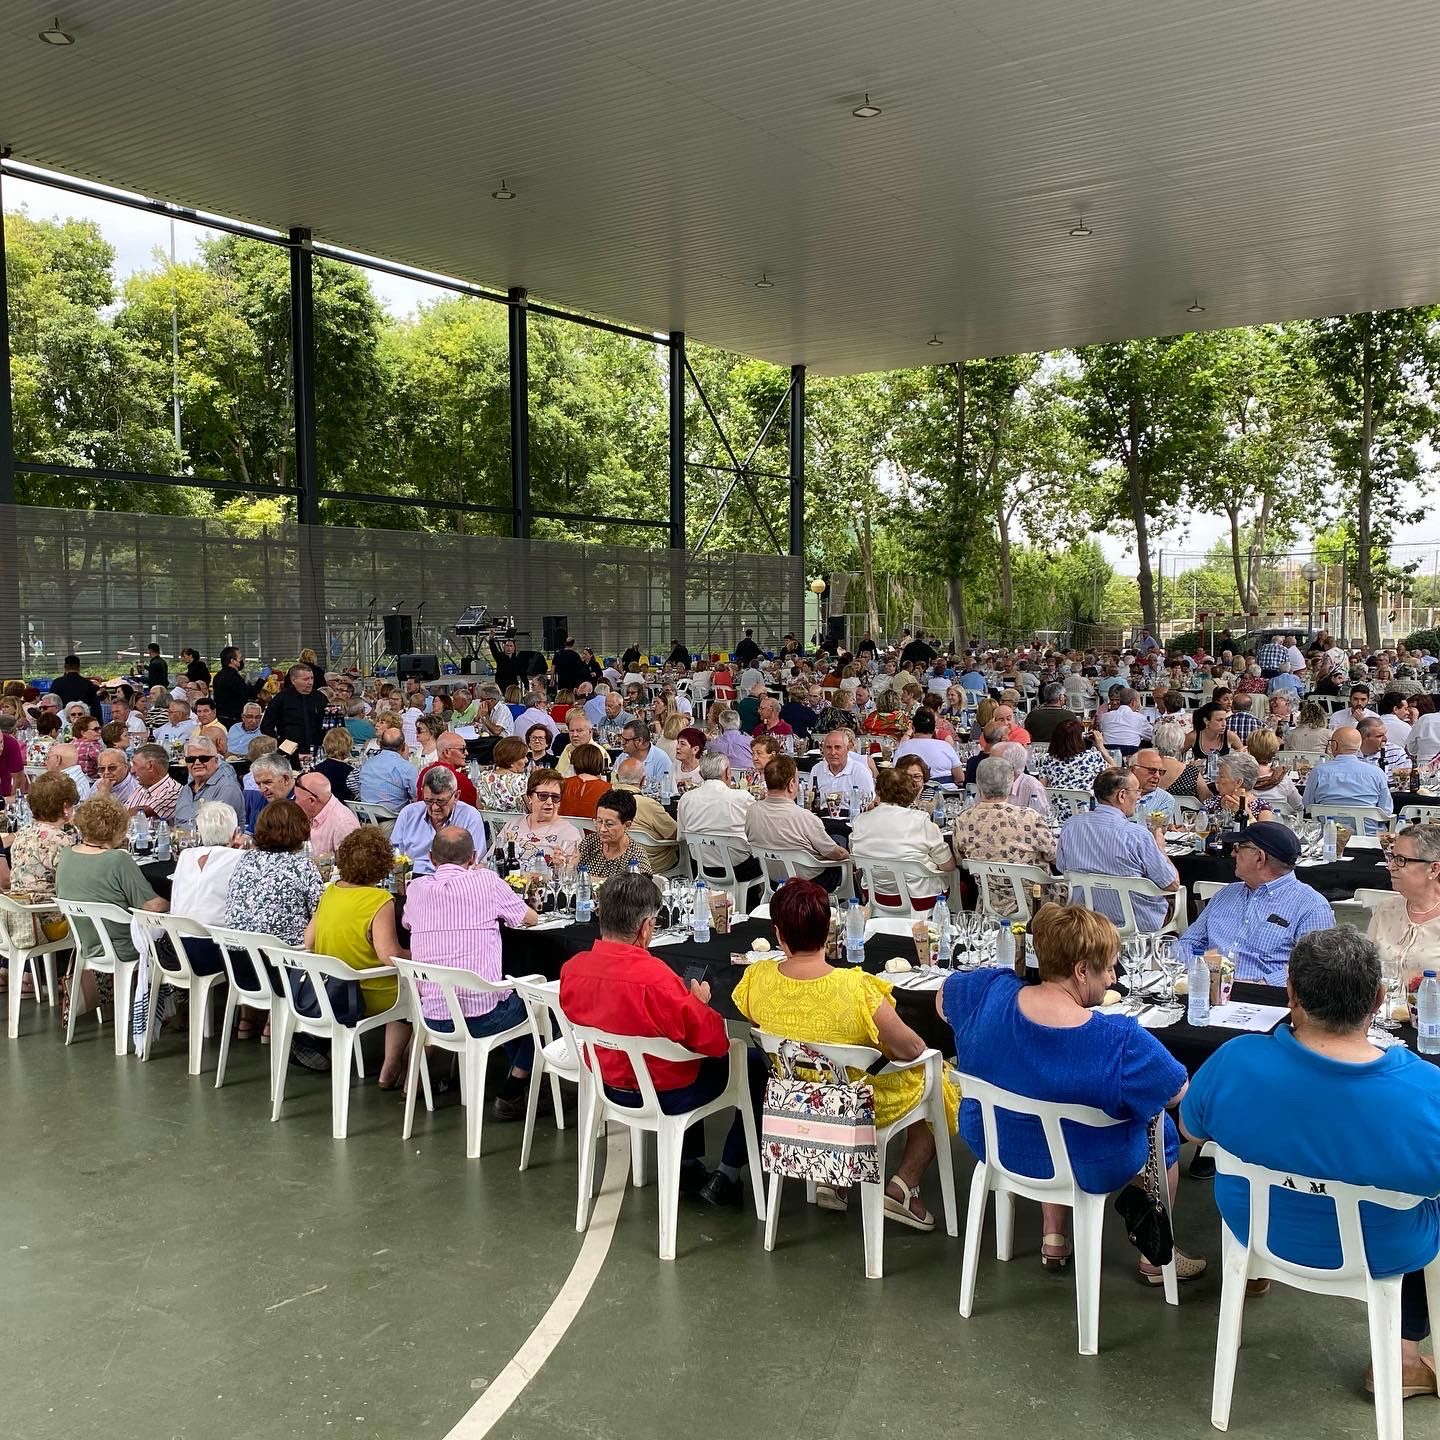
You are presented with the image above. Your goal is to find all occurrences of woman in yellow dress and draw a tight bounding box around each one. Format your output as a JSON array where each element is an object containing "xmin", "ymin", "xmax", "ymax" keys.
[
  {"xmin": 733, "ymin": 878, "xmax": 959, "ymax": 1231},
  {"xmin": 303, "ymin": 824, "xmax": 411, "ymax": 1088}
]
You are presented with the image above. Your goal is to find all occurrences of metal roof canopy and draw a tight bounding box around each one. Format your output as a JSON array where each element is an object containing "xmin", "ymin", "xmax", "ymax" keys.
[{"xmin": 5, "ymin": 0, "xmax": 1440, "ymax": 374}]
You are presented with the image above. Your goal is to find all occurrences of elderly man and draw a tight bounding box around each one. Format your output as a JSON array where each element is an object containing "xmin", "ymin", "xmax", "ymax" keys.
[
  {"xmin": 593, "ymin": 689, "xmax": 632, "ymax": 738},
  {"xmin": 93, "ymin": 747, "xmax": 141, "ymax": 807},
  {"xmin": 1023, "ymin": 682, "xmax": 1078, "ymax": 743},
  {"xmin": 462, "ymin": 683, "xmax": 508, "ymax": 739},
  {"xmin": 260, "ymin": 663, "xmax": 327, "ymax": 754},
  {"xmin": 894, "ymin": 709, "xmax": 963, "ymax": 786},
  {"xmin": 129, "ymin": 742, "xmax": 181, "ymax": 820},
  {"xmin": 244, "ymin": 752, "xmax": 296, "ymax": 832},
  {"xmin": 1054, "ymin": 768, "xmax": 1180, "ymax": 932},
  {"xmin": 1096, "ymin": 686, "xmax": 1152, "ymax": 757},
  {"xmin": 390, "ymin": 765, "xmax": 490, "ymax": 874},
  {"xmin": 192, "ymin": 696, "xmax": 229, "ymax": 755},
  {"xmin": 1265, "ymin": 692, "xmax": 1295, "ymax": 734},
  {"xmin": 358, "ymin": 726, "xmax": 416, "ymax": 811},
  {"xmin": 554, "ymin": 710, "xmax": 595, "ymax": 777},
  {"xmin": 1303, "ymin": 726, "xmax": 1392, "ymax": 820},
  {"xmin": 1177, "ymin": 820, "xmax": 1332, "ymax": 986},
  {"xmin": 1357, "ymin": 716, "xmax": 1407, "ymax": 776},
  {"xmin": 226, "ymin": 701, "xmax": 264, "ymax": 758},
  {"xmin": 707, "ymin": 707, "xmax": 754, "ymax": 771},
  {"xmin": 1225, "ymin": 691, "xmax": 1263, "ymax": 744},
  {"xmin": 513, "ymin": 694, "xmax": 559, "ymax": 743},
  {"xmin": 615, "ymin": 721, "xmax": 674, "ymax": 791},
  {"xmin": 1129, "ymin": 747, "xmax": 1178, "ymax": 825},
  {"xmin": 419, "ymin": 730, "xmax": 479, "ymax": 807},
  {"xmin": 803, "ymin": 728, "xmax": 875, "ymax": 805},
  {"xmin": 1180, "ymin": 927, "xmax": 1440, "ymax": 1397},
  {"xmin": 174, "ymin": 737, "xmax": 244, "ymax": 824},
  {"xmin": 963, "ymin": 721, "xmax": 1013, "ymax": 786},
  {"xmin": 43, "ymin": 742, "xmax": 92, "ymax": 801},
  {"xmin": 107, "ymin": 691, "xmax": 149, "ymax": 745},
  {"xmin": 677, "ymin": 751, "xmax": 763, "ymax": 894},
  {"xmin": 153, "ymin": 699, "xmax": 198, "ymax": 750},
  {"xmin": 745, "ymin": 755, "xmax": 849, "ymax": 890},
  {"xmin": 292, "ymin": 771, "xmax": 360, "ymax": 855},
  {"xmin": 612, "ymin": 757, "xmax": 680, "ymax": 871},
  {"xmin": 991, "ymin": 701, "xmax": 1031, "ymax": 745},
  {"xmin": 736, "ymin": 682, "xmax": 768, "ymax": 735}
]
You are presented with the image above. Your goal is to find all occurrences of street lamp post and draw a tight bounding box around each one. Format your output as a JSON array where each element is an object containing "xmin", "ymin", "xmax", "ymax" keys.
[{"xmin": 1301, "ymin": 561, "xmax": 1322, "ymax": 636}]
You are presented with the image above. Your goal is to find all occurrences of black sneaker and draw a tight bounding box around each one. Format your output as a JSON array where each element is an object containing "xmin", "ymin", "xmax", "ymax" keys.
[
  {"xmin": 1189, "ymin": 1151, "xmax": 1216, "ymax": 1179},
  {"xmin": 289, "ymin": 1038, "xmax": 331, "ymax": 1072}
]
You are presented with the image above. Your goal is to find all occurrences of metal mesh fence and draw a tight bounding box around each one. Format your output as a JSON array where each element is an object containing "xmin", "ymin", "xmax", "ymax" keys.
[{"xmin": 0, "ymin": 504, "xmax": 804, "ymax": 674}]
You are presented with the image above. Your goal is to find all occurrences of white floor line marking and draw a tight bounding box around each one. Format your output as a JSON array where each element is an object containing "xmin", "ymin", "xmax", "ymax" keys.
[{"xmin": 442, "ymin": 1128, "xmax": 631, "ymax": 1439}]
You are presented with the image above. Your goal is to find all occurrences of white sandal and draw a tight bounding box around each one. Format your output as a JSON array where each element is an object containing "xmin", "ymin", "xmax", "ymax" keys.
[
  {"xmin": 814, "ymin": 1184, "xmax": 849, "ymax": 1212},
  {"xmin": 883, "ymin": 1175, "xmax": 935, "ymax": 1232}
]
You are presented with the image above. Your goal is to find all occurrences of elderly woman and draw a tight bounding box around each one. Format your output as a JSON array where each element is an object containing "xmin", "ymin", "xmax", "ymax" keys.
[
  {"xmin": 71, "ymin": 714, "xmax": 103, "ymax": 781},
  {"xmin": 1035, "ymin": 719, "xmax": 1110, "ymax": 820},
  {"xmin": 25, "ymin": 711, "xmax": 62, "ymax": 767},
  {"xmin": 951, "ymin": 756, "xmax": 1057, "ymax": 916},
  {"xmin": 3, "ymin": 771, "xmax": 78, "ymax": 970},
  {"xmin": 1235, "ymin": 663, "xmax": 1268, "ymax": 695},
  {"xmin": 674, "ymin": 726, "xmax": 706, "ymax": 791},
  {"xmin": 1153, "ymin": 718, "xmax": 1213, "ymax": 803},
  {"xmin": 560, "ymin": 742, "xmax": 611, "ymax": 818},
  {"xmin": 474, "ymin": 736, "xmax": 530, "ymax": 812},
  {"xmin": 223, "ymin": 798, "xmax": 324, "ymax": 1047},
  {"xmin": 524, "ymin": 722, "xmax": 557, "ymax": 770},
  {"xmin": 850, "ymin": 766, "xmax": 955, "ymax": 910},
  {"xmin": 1283, "ymin": 699, "xmax": 1332, "ymax": 756},
  {"xmin": 1246, "ymin": 729, "xmax": 1304, "ymax": 817},
  {"xmin": 304, "ymin": 825, "xmax": 411, "ymax": 1087},
  {"xmin": 54, "ymin": 793, "xmax": 169, "ymax": 1025},
  {"xmin": 410, "ymin": 713, "xmax": 445, "ymax": 768},
  {"xmin": 167, "ymin": 800, "xmax": 245, "ymax": 978},
  {"xmin": 991, "ymin": 740, "xmax": 1051, "ymax": 818},
  {"xmin": 863, "ymin": 689, "xmax": 908, "ymax": 741},
  {"xmin": 313, "ymin": 726, "xmax": 358, "ymax": 799},
  {"xmin": 1203, "ymin": 753, "xmax": 1275, "ymax": 823},
  {"xmin": 940, "ymin": 903, "xmax": 1204, "ymax": 1281},
  {"xmin": 497, "ymin": 769, "xmax": 581, "ymax": 869},
  {"xmin": 896, "ymin": 753, "xmax": 931, "ymax": 806},
  {"xmin": 576, "ymin": 787, "xmax": 651, "ymax": 878},
  {"xmin": 735, "ymin": 877, "xmax": 959, "ymax": 1228},
  {"xmin": 1368, "ymin": 824, "xmax": 1440, "ymax": 991}
]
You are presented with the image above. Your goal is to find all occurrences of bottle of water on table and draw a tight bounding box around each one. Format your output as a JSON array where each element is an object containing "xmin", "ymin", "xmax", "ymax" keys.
[
  {"xmin": 1187, "ymin": 951, "xmax": 1211, "ymax": 1027},
  {"xmin": 931, "ymin": 896, "xmax": 951, "ymax": 965},
  {"xmin": 1322, "ymin": 819, "xmax": 1337, "ymax": 862},
  {"xmin": 844, "ymin": 898, "xmax": 865, "ymax": 965},
  {"xmin": 153, "ymin": 821, "xmax": 171, "ymax": 862},
  {"xmin": 575, "ymin": 867, "xmax": 593, "ymax": 924},
  {"xmin": 1418, "ymin": 970, "xmax": 1440, "ymax": 1054},
  {"xmin": 692, "ymin": 880, "xmax": 711, "ymax": 943}
]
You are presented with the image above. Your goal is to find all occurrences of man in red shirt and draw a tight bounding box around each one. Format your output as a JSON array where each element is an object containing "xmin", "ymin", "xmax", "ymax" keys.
[
  {"xmin": 417, "ymin": 730, "xmax": 478, "ymax": 807},
  {"xmin": 752, "ymin": 696, "xmax": 793, "ymax": 743},
  {"xmin": 559, "ymin": 872, "xmax": 761, "ymax": 1206}
]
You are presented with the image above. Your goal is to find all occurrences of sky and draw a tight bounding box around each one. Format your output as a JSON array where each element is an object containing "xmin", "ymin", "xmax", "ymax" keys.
[{"xmin": 9, "ymin": 171, "xmax": 1440, "ymax": 578}]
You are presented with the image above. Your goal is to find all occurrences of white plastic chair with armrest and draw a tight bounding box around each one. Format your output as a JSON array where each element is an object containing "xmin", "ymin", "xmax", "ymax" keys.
[
  {"xmin": 752, "ymin": 845, "xmax": 855, "ymax": 903},
  {"xmin": 130, "ymin": 911, "xmax": 226, "ymax": 1074},
  {"xmin": 1063, "ymin": 870, "xmax": 1187, "ymax": 938},
  {"xmin": 1194, "ymin": 879, "xmax": 1227, "ymax": 911},
  {"xmin": 1398, "ymin": 804, "xmax": 1432, "ymax": 827},
  {"xmin": 686, "ymin": 831, "xmax": 767, "ymax": 912},
  {"xmin": 628, "ymin": 825, "xmax": 688, "ymax": 880},
  {"xmin": 269, "ymin": 948, "xmax": 406, "ymax": 1139},
  {"xmin": 348, "ymin": 802, "xmax": 397, "ymax": 835},
  {"xmin": 750, "ymin": 1030, "xmax": 957, "ymax": 1280},
  {"xmin": 1209, "ymin": 1145, "xmax": 1440, "ymax": 1439},
  {"xmin": 0, "ymin": 893, "xmax": 72, "ymax": 1039},
  {"xmin": 208, "ymin": 925, "xmax": 284, "ymax": 1096},
  {"xmin": 54, "ymin": 897, "xmax": 142, "ymax": 1055},
  {"xmin": 853, "ymin": 857, "xmax": 955, "ymax": 918},
  {"xmin": 1172, "ymin": 793, "xmax": 1203, "ymax": 821},
  {"xmin": 1052, "ymin": 786, "xmax": 1095, "ymax": 816},
  {"xmin": 1305, "ymin": 803, "xmax": 1396, "ymax": 835},
  {"xmin": 955, "ymin": 1074, "xmax": 1178, "ymax": 1355},
  {"xmin": 510, "ymin": 976, "xmax": 584, "ymax": 1172},
  {"xmin": 961, "ymin": 860, "xmax": 1052, "ymax": 923},
  {"xmin": 393, "ymin": 958, "xmax": 531, "ymax": 1160},
  {"xmin": 572, "ymin": 1029, "xmax": 763, "ymax": 1261}
]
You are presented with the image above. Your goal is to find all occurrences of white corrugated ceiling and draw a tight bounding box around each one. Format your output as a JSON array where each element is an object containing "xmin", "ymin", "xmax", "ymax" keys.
[{"xmin": 5, "ymin": 0, "xmax": 1440, "ymax": 373}]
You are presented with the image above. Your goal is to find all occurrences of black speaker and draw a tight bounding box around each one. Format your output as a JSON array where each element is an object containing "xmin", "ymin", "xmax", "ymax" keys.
[
  {"xmin": 396, "ymin": 652, "xmax": 439, "ymax": 682},
  {"xmin": 383, "ymin": 613, "xmax": 414, "ymax": 654},
  {"xmin": 542, "ymin": 614, "xmax": 568, "ymax": 650},
  {"xmin": 824, "ymin": 614, "xmax": 848, "ymax": 647}
]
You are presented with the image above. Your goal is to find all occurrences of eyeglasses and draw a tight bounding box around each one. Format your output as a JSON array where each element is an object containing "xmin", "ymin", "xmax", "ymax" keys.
[
  {"xmin": 184, "ymin": 755, "xmax": 215, "ymax": 765},
  {"xmin": 534, "ymin": 791, "xmax": 562, "ymax": 803},
  {"xmin": 1386, "ymin": 852, "xmax": 1429, "ymax": 869}
]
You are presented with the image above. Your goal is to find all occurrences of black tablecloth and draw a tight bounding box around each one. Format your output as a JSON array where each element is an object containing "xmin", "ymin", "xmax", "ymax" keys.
[{"xmin": 1174, "ymin": 844, "xmax": 1391, "ymax": 908}]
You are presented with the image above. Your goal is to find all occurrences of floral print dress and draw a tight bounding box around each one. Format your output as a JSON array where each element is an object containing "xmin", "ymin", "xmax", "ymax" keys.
[
  {"xmin": 222, "ymin": 849, "xmax": 323, "ymax": 945},
  {"xmin": 1034, "ymin": 748, "xmax": 1107, "ymax": 819},
  {"xmin": 6, "ymin": 820, "xmax": 76, "ymax": 944}
]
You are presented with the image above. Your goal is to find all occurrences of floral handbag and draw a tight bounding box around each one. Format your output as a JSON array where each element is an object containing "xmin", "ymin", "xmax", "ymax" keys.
[{"xmin": 758, "ymin": 1037, "xmax": 881, "ymax": 1186}]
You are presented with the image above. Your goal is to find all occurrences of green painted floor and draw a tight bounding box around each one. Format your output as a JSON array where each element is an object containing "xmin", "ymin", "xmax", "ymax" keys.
[{"xmin": 1, "ymin": 1001, "xmax": 1414, "ymax": 1440}]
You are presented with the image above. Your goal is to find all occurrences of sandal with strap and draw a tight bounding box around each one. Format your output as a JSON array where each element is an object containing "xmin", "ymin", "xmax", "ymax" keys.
[
  {"xmin": 883, "ymin": 1175, "xmax": 935, "ymax": 1232},
  {"xmin": 1041, "ymin": 1233, "xmax": 1073, "ymax": 1271},
  {"xmin": 814, "ymin": 1184, "xmax": 849, "ymax": 1213}
]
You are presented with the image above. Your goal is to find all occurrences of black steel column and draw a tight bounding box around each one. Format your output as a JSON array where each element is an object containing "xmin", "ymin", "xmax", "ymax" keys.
[
  {"xmin": 668, "ymin": 332, "xmax": 687, "ymax": 646},
  {"xmin": 788, "ymin": 364, "xmax": 807, "ymax": 643},
  {"xmin": 0, "ymin": 156, "xmax": 22, "ymax": 675},
  {"xmin": 509, "ymin": 288, "xmax": 530, "ymax": 539},
  {"xmin": 289, "ymin": 227, "xmax": 325, "ymax": 656}
]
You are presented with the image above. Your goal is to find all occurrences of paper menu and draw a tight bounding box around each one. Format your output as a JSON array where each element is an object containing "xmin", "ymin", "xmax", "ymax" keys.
[{"xmin": 1205, "ymin": 1002, "xmax": 1288, "ymax": 1033}]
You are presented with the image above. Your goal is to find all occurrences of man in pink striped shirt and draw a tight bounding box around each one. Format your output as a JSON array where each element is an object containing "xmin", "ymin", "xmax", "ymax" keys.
[{"xmin": 405, "ymin": 826, "xmax": 540, "ymax": 1120}]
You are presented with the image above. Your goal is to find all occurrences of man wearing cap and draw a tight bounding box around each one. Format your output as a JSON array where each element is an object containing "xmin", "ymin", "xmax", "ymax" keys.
[{"xmin": 1176, "ymin": 820, "xmax": 1333, "ymax": 986}]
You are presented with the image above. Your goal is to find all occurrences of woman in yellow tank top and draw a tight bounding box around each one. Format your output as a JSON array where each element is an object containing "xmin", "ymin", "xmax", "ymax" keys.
[
  {"xmin": 733, "ymin": 878, "xmax": 958, "ymax": 1231},
  {"xmin": 304, "ymin": 825, "xmax": 411, "ymax": 1087}
]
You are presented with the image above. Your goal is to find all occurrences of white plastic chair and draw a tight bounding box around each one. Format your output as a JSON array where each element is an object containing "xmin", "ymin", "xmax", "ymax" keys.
[
  {"xmin": 750, "ymin": 1030, "xmax": 957, "ymax": 1280},
  {"xmin": 628, "ymin": 825, "xmax": 688, "ymax": 879},
  {"xmin": 55, "ymin": 898, "xmax": 143, "ymax": 1055},
  {"xmin": 852, "ymin": 857, "xmax": 954, "ymax": 918},
  {"xmin": 348, "ymin": 801, "xmax": 397, "ymax": 835},
  {"xmin": 1052, "ymin": 786, "xmax": 1095, "ymax": 816},
  {"xmin": 1306, "ymin": 804, "xmax": 1396, "ymax": 836},
  {"xmin": 573, "ymin": 1029, "xmax": 763, "ymax": 1261},
  {"xmin": 208, "ymin": 925, "xmax": 284, "ymax": 1096},
  {"xmin": 752, "ymin": 844, "xmax": 855, "ymax": 903},
  {"xmin": 1398, "ymin": 804, "xmax": 1432, "ymax": 827},
  {"xmin": 1173, "ymin": 793, "xmax": 1203, "ymax": 821},
  {"xmin": 1, "ymin": 894, "xmax": 72, "ymax": 1040},
  {"xmin": 955, "ymin": 1073, "xmax": 1178, "ymax": 1355},
  {"xmin": 130, "ymin": 911, "xmax": 227, "ymax": 1074},
  {"xmin": 961, "ymin": 859, "xmax": 1052, "ymax": 922},
  {"xmin": 393, "ymin": 958, "xmax": 532, "ymax": 1159},
  {"xmin": 686, "ymin": 832, "xmax": 766, "ymax": 912},
  {"xmin": 510, "ymin": 976, "xmax": 583, "ymax": 1172},
  {"xmin": 1194, "ymin": 879, "xmax": 1227, "ymax": 911},
  {"xmin": 269, "ymin": 948, "xmax": 406, "ymax": 1139},
  {"xmin": 1064, "ymin": 870, "xmax": 1186, "ymax": 938},
  {"xmin": 1209, "ymin": 1144, "xmax": 1440, "ymax": 1439}
]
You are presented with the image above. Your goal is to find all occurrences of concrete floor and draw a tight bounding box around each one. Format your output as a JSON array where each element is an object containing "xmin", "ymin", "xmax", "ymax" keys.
[{"xmin": 0, "ymin": 1001, "xmax": 1413, "ymax": 1440}]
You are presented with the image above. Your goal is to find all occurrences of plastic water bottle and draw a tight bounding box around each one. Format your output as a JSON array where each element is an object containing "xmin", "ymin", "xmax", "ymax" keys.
[
  {"xmin": 659, "ymin": 768, "xmax": 673, "ymax": 805},
  {"xmin": 1322, "ymin": 819, "xmax": 1337, "ymax": 862},
  {"xmin": 1418, "ymin": 970, "xmax": 1440, "ymax": 1054},
  {"xmin": 931, "ymin": 896, "xmax": 952, "ymax": 963},
  {"xmin": 848, "ymin": 785, "xmax": 860, "ymax": 820},
  {"xmin": 575, "ymin": 868, "xmax": 593, "ymax": 923},
  {"xmin": 152, "ymin": 821, "xmax": 171, "ymax": 861},
  {"xmin": 995, "ymin": 924, "xmax": 1015, "ymax": 971},
  {"xmin": 627, "ymin": 859, "xmax": 641, "ymax": 874},
  {"xmin": 1187, "ymin": 952, "xmax": 1211, "ymax": 1027},
  {"xmin": 932, "ymin": 791, "xmax": 946, "ymax": 827},
  {"xmin": 692, "ymin": 880, "xmax": 711, "ymax": 943},
  {"xmin": 844, "ymin": 898, "xmax": 865, "ymax": 965}
]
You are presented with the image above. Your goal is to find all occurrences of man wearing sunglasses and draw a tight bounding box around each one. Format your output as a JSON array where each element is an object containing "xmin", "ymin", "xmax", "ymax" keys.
[
  {"xmin": 1129, "ymin": 748, "xmax": 1177, "ymax": 826},
  {"xmin": 292, "ymin": 772, "xmax": 359, "ymax": 856},
  {"xmin": 174, "ymin": 737, "xmax": 244, "ymax": 825}
]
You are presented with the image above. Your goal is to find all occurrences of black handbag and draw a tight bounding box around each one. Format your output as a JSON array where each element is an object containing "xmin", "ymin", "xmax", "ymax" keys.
[{"xmin": 1113, "ymin": 1126, "xmax": 1174, "ymax": 1267}]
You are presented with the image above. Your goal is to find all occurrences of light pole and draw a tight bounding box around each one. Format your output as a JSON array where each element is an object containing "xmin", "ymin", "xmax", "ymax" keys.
[
  {"xmin": 809, "ymin": 576, "xmax": 828, "ymax": 648},
  {"xmin": 1301, "ymin": 560, "xmax": 1322, "ymax": 636}
]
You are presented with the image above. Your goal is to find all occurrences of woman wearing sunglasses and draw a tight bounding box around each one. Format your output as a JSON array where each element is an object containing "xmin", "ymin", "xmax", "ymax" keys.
[{"xmin": 495, "ymin": 768, "xmax": 581, "ymax": 870}]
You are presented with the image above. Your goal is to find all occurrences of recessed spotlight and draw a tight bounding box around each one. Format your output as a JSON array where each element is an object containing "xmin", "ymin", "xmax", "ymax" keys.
[
  {"xmin": 1187, "ymin": 298, "xmax": 1205, "ymax": 314},
  {"xmin": 852, "ymin": 93, "xmax": 882, "ymax": 119},
  {"xmin": 491, "ymin": 180, "xmax": 515, "ymax": 200},
  {"xmin": 1068, "ymin": 217, "xmax": 1092, "ymax": 238},
  {"xmin": 38, "ymin": 16, "xmax": 74, "ymax": 44},
  {"xmin": 926, "ymin": 334, "xmax": 943, "ymax": 347},
  {"xmin": 754, "ymin": 272, "xmax": 775, "ymax": 289}
]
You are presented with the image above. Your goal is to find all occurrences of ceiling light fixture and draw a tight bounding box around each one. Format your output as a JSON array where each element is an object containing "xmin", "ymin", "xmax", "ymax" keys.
[
  {"xmin": 491, "ymin": 180, "xmax": 515, "ymax": 200},
  {"xmin": 1068, "ymin": 216, "xmax": 1092, "ymax": 238},
  {"xmin": 754, "ymin": 272, "xmax": 774, "ymax": 289},
  {"xmin": 39, "ymin": 16, "xmax": 74, "ymax": 44},
  {"xmin": 852, "ymin": 93, "xmax": 882, "ymax": 119},
  {"xmin": 1187, "ymin": 298, "xmax": 1205, "ymax": 314},
  {"xmin": 926, "ymin": 334, "xmax": 943, "ymax": 347}
]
